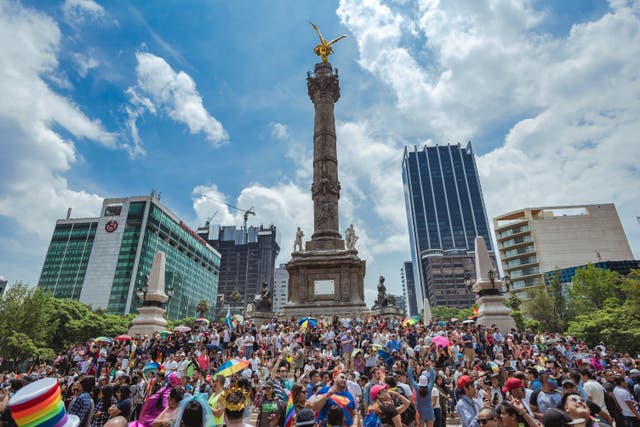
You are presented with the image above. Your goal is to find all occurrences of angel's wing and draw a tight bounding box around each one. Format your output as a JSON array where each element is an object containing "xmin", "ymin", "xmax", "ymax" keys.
[
  {"xmin": 309, "ymin": 21, "xmax": 327, "ymax": 44},
  {"xmin": 327, "ymin": 35, "xmax": 348, "ymax": 46}
]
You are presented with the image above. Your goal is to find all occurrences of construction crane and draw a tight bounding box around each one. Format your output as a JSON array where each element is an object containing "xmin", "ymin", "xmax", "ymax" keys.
[
  {"xmin": 226, "ymin": 204, "xmax": 256, "ymax": 231},
  {"xmin": 203, "ymin": 211, "xmax": 218, "ymax": 229}
]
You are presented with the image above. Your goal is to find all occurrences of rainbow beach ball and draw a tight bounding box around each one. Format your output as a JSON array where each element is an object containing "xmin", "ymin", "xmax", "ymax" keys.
[{"xmin": 9, "ymin": 378, "xmax": 79, "ymax": 427}]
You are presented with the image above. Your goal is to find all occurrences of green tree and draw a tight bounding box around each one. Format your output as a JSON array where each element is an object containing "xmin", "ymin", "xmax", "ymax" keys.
[
  {"xmin": 548, "ymin": 270, "xmax": 568, "ymax": 329},
  {"xmin": 506, "ymin": 294, "xmax": 522, "ymax": 311},
  {"xmin": 431, "ymin": 306, "xmax": 474, "ymax": 322},
  {"xmin": 195, "ymin": 299, "xmax": 210, "ymax": 318},
  {"xmin": 524, "ymin": 287, "xmax": 563, "ymax": 332},
  {"xmin": 567, "ymin": 267, "xmax": 640, "ymax": 353},
  {"xmin": 568, "ymin": 264, "xmax": 623, "ymax": 314}
]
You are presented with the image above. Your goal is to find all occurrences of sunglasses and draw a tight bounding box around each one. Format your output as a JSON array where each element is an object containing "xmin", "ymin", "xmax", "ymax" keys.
[
  {"xmin": 477, "ymin": 418, "xmax": 495, "ymax": 425},
  {"xmin": 568, "ymin": 396, "xmax": 586, "ymax": 404},
  {"xmin": 279, "ymin": 369, "xmax": 287, "ymax": 373}
]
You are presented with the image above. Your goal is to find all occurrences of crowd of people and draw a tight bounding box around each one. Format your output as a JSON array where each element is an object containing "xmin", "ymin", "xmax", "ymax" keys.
[{"xmin": 0, "ymin": 315, "xmax": 639, "ymax": 427}]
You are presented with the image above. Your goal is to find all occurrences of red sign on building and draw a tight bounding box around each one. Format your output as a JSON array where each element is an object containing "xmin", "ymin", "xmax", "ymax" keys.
[{"xmin": 105, "ymin": 220, "xmax": 118, "ymax": 233}]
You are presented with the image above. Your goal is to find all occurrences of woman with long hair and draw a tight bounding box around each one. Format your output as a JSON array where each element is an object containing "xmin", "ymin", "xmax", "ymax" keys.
[
  {"xmin": 92, "ymin": 385, "xmax": 116, "ymax": 427},
  {"xmin": 408, "ymin": 362, "xmax": 436, "ymax": 427}
]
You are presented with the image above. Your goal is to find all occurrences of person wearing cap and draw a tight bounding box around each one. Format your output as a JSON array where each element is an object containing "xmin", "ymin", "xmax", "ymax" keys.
[
  {"xmin": 310, "ymin": 371, "xmax": 356, "ymax": 427},
  {"xmin": 502, "ymin": 377, "xmax": 534, "ymax": 418},
  {"xmin": 408, "ymin": 362, "xmax": 435, "ymax": 427},
  {"xmin": 367, "ymin": 383, "xmax": 410, "ymax": 427},
  {"xmin": 529, "ymin": 371, "xmax": 561, "ymax": 420},
  {"xmin": 296, "ymin": 407, "xmax": 317, "ymax": 427},
  {"xmin": 455, "ymin": 375, "xmax": 481, "ymax": 427}
]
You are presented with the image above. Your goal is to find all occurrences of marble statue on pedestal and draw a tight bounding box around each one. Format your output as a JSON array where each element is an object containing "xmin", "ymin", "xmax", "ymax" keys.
[
  {"xmin": 345, "ymin": 224, "xmax": 358, "ymax": 250},
  {"xmin": 293, "ymin": 227, "xmax": 304, "ymax": 252}
]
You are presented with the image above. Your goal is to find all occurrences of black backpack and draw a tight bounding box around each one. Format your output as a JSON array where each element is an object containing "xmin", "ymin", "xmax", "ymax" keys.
[{"xmin": 394, "ymin": 387, "xmax": 416, "ymax": 425}]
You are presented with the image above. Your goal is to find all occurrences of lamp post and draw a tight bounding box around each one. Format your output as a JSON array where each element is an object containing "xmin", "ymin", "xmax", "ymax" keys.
[{"xmin": 464, "ymin": 275, "xmax": 473, "ymax": 293}]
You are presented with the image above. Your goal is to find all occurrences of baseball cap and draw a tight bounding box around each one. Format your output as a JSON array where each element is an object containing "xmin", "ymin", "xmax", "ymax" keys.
[
  {"xmin": 547, "ymin": 378, "xmax": 558, "ymax": 389},
  {"xmin": 502, "ymin": 378, "xmax": 525, "ymax": 393},
  {"xmin": 371, "ymin": 384, "xmax": 389, "ymax": 400},
  {"xmin": 457, "ymin": 375, "xmax": 472, "ymax": 389},
  {"xmin": 541, "ymin": 408, "xmax": 584, "ymax": 427}
]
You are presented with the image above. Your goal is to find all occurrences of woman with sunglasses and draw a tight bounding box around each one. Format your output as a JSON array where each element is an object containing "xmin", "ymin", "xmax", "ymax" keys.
[{"xmin": 256, "ymin": 382, "xmax": 282, "ymax": 427}]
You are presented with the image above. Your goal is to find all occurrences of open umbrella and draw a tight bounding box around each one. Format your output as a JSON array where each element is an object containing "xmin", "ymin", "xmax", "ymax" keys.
[
  {"xmin": 214, "ymin": 359, "xmax": 250, "ymax": 377},
  {"xmin": 158, "ymin": 331, "xmax": 172, "ymax": 338},
  {"xmin": 205, "ymin": 343, "xmax": 221, "ymax": 351},
  {"xmin": 114, "ymin": 334, "xmax": 132, "ymax": 341},
  {"xmin": 143, "ymin": 361, "xmax": 160, "ymax": 378},
  {"xmin": 298, "ymin": 317, "xmax": 318, "ymax": 329},
  {"xmin": 195, "ymin": 318, "xmax": 210, "ymax": 325},
  {"xmin": 94, "ymin": 336, "xmax": 112, "ymax": 344},
  {"xmin": 402, "ymin": 315, "xmax": 421, "ymax": 326},
  {"xmin": 432, "ymin": 335, "xmax": 450, "ymax": 348},
  {"xmin": 174, "ymin": 326, "xmax": 191, "ymax": 333}
]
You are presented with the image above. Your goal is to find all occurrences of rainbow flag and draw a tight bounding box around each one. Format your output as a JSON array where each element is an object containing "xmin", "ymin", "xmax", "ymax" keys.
[{"xmin": 284, "ymin": 391, "xmax": 295, "ymax": 427}]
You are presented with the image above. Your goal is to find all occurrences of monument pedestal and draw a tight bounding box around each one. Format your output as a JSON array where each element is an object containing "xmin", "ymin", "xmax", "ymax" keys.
[
  {"xmin": 249, "ymin": 311, "xmax": 275, "ymax": 327},
  {"xmin": 370, "ymin": 306, "xmax": 402, "ymax": 318},
  {"xmin": 129, "ymin": 306, "xmax": 168, "ymax": 336},
  {"xmin": 476, "ymin": 294, "xmax": 516, "ymax": 332},
  {"xmin": 283, "ymin": 249, "xmax": 367, "ymax": 317}
]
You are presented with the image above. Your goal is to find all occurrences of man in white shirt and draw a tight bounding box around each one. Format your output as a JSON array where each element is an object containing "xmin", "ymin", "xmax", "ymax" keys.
[
  {"xmin": 581, "ymin": 369, "xmax": 610, "ymax": 418},
  {"xmin": 613, "ymin": 375, "xmax": 640, "ymax": 427}
]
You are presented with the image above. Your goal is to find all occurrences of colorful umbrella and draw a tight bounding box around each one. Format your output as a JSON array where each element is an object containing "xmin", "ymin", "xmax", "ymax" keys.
[
  {"xmin": 94, "ymin": 336, "xmax": 112, "ymax": 344},
  {"xmin": 143, "ymin": 361, "xmax": 160, "ymax": 378},
  {"xmin": 402, "ymin": 316, "xmax": 421, "ymax": 326},
  {"xmin": 114, "ymin": 334, "xmax": 132, "ymax": 341},
  {"xmin": 158, "ymin": 331, "xmax": 172, "ymax": 338},
  {"xmin": 195, "ymin": 318, "xmax": 210, "ymax": 325},
  {"xmin": 214, "ymin": 359, "xmax": 251, "ymax": 377},
  {"xmin": 298, "ymin": 317, "xmax": 318, "ymax": 329},
  {"xmin": 432, "ymin": 335, "xmax": 450, "ymax": 349},
  {"xmin": 174, "ymin": 326, "xmax": 191, "ymax": 333}
]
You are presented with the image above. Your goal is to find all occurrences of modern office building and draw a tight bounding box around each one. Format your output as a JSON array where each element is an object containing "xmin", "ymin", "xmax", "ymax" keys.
[
  {"xmin": 198, "ymin": 225, "xmax": 279, "ymax": 317},
  {"xmin": 273, "ymin": 264, "xmax": 289, "ymax": 313},
  {"xmin": 402, "ymin": 142, "xmax": 494, "ymax": 308},
  {"xmin": 493, "ymin": 204, "xmax": 634, "ymax": 297},
  {"xmin": 400, "ymin": 262, "xmax": 419, "ymax": 316},
  {"xmin": 38, "ymin": 194, "xmax": 221, "ymax": 319}
]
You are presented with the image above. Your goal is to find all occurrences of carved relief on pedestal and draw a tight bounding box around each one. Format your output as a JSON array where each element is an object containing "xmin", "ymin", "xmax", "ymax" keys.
[{"xmin": 317, "ymin": 202, "xmax": 337, "ymax": 227}]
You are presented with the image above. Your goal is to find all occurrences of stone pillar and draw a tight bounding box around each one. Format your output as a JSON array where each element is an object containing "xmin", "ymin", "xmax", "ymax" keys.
[{"xmin": 306, "ymin": 62, "xmax": 344, "ymax": 251}]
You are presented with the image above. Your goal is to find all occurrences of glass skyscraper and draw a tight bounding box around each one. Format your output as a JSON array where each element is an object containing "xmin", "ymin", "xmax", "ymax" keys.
[
  {"xmin": 402, "ymin": 142, "xmax": 494, "ymax": 308},
  {"xmin": 38, "ymin": 194, "xmax": 221, "ymax": 319}
]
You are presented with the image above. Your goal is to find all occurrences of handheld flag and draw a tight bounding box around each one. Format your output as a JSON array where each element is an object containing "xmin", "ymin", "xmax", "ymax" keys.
[
  {"xmin": 225, "ymin": 307, "xmax": 235, "ymax": 331},
  {"xmin": 284, "ymin": 391, "xmax": 295, "ymax": 427}
]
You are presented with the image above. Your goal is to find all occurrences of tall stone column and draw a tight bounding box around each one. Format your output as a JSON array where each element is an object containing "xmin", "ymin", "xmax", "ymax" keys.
[{"xmin": 306, "ymin": 62, "xmax": 344, "ymax": 250}]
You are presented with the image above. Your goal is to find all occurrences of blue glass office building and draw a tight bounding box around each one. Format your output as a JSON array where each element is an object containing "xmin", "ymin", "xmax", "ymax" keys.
[{"xmin": 402, "ymin": 142, "xmax": 493, "ymax": 308}]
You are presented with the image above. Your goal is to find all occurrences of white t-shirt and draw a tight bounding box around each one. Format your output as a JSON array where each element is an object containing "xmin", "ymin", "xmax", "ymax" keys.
[
  {"xmin": 584, "ymin": 379, "xmax": 609, "ymax": 415},
  {"xmin": 613, "ymin": 386, "xmax": 636, "ymax": 417},
  {"xmin": 432, "ymin": 386, "xmax": 441, "ymax": 409}
]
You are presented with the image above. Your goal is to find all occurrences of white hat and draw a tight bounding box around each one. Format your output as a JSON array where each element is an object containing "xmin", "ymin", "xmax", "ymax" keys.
[{"xmin": 418, "ymin": 375, "xmax": 429, "ymax": 387}]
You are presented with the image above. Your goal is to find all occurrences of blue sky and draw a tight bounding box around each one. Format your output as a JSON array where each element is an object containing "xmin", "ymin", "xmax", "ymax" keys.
[{"xmin": 0, "ymin": 0, "xmax": 639, "ymax": 304}]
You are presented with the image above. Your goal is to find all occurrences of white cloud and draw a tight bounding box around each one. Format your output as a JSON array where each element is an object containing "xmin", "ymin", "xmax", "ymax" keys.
[
  {"xmin": 72, "ymin": 52, "xmax": 99, "ymax": 77},
  {"xmin": 0, "ymin": 1, "xmax": 114, "ymax": 247},
  {"xmin": 336, "ymin": 0, "xmax": 640, "ymax": 269},
  {"xmin": 62, "ymin": 0, "xmax": 105, "ymax": 23},
  {"xmin": 125, "ymin": 52, "xmax": 228, "ymax": 156},
  {"xmin": 270, "ymin": 122, "xmax": 289, "ymax": 140}
]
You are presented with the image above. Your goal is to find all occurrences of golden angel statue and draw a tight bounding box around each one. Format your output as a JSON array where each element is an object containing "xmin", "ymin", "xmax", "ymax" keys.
[{"xmin": 310, "ymin": 21, "xmax": 347, "ymax": 62}]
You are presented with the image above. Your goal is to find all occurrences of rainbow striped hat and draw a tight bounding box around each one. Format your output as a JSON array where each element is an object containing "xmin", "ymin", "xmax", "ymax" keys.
[{"xmin": 9, "ymin": 378, "xmax": 79, "ymax": 427}]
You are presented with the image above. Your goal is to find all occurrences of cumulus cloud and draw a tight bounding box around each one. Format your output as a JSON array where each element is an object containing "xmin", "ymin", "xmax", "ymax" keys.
[
  {"xmin": 0, "ymin": 1, "xmax": 114, "ymax": 243},
  {"xmin": 270, "ymin": 122, "xmax": 289, "ymax": 140},
  {"xmin": 62, "ymin": 0, "xmax": 105, "ymax": 23},
  {"xmin": 125, "ymin": 52, "xmax": 228, "ymax": 156},
  {"xmin": 337, "ymin": 0, "xmax": 640, "ymax": 264},
  {"xmin": 72, "ymin": 52, "xmax": 99, "ymax": 77}
]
